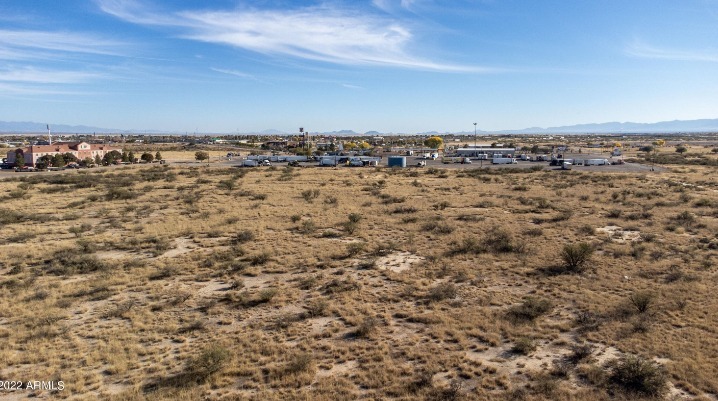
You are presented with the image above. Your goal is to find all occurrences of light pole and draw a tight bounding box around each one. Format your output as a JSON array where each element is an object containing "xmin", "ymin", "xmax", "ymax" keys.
[{"xmin": 473, "ymin": 122, "xmax": 477, "ymax": 150}]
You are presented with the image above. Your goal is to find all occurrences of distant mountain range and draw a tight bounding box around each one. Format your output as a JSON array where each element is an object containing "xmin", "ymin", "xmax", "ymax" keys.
[{"xmin": 1, "ymin": 118, "xmax": 717, "ymax": 136}]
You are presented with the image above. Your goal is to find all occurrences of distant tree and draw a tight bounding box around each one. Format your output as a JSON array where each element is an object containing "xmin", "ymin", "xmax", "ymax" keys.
[
  {"xmin": 14, "ymin": 149, "xmax": 24, "ymax": 167},
  {"xmin": 358, "ymin": 141, "xmax": 371, "ymax": 149},
  {"xmin": 128, "ymin": 151, "xmax": 136, "ymax": 163},
  {"xmin": 639, "ymin": 145, "xmax": 654, "ymax": 153},
  {"xmin": 195, "ymin": 151, "xmax": 210, "ymax": 163},
  {"xmin": 81, "ymin": 157, "xmax": 94, "ymax": 167},
  {"xmin": 35, "ymin": 155, "xmax": 52, "ymax": 169},
  {"xmin": 94, "ymin": 155, "xmax": 102, "ymax": 165},
  {"xmin": 712, "ymin": 148, "xmax": 718, "ymax": 154},
  {"xmin": 675, "ymin": 145, "xmax": 688, "ymax": 154},
  {"xmin": 530, "ymin": 145, "xmax": 540, "ymax": 154},
  {"xmin": 63, "ymin": 153, "xmax": 78, "ymax": 163},
  {"xmin": 51, "ymin": 154, "xmax": 66, "ymax": 167},
  {"xmin": 121, "ymin": 151, "xmax": 129, "ymax": 162},
  {"xmin": 103, "ymin": 150, "xmax": 122, "ymax": 165},
  {"xmin": 155, "ymin": 151, "xmax": 162, "ymax": 161},
  {"xmin": 424, "ymin": 136, "xmax": 444, "ymax": 149},
  {"xmin": 141, "ymin": 152, "xmax": 154, "ymax": 163},
  {"xmin": 652, "ymin": 139, "xmax": 665, "ymax": 147}
]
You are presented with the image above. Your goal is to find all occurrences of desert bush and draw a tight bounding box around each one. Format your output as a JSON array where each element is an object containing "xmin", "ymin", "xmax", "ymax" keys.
[
  {"xmin": 105, "ymin": 187, "xmax": 137, "ymax": 201},
  {"xmin": 348, "ymin": 213, "xmax": 362, "ymax": 223},
  {"xmin": 247, "ymin": 251, "xmax": 272, "ymax": 266},
  {"xmin": 354, "ymin": 316, "xmax": 379, "ymax": 338},
  {"xmin": 301, "ymin": 189, "xmax": 320, "ymax": 202},
  {"xmin": 629, "ymin": 291, "xmax": 655, "ymax": 314},
  {"xmin": 427, "ymin": 282, "xmax": 458, "ymax": 302},
  {"xmin": 447, "ymin": 236, "xmax": 483, "ymax": 255},
  {"xmin": 511, "ymin": 337, "xmax": 536, "ymax": 355},
  {"xmin": 567, "ymin": 343, "xmax": 594, "ymax": 364},
  {"xmin": 672, "ymin": 211, "xmax": 696, "ymax": 227},
  {"xmin": 559, "ymin": 242, "xmax": 594, "ymax": 273},
  {"xmin": 506, "ymin": 297, "xmax": 552, "ymax": 323},
  {"xmin": 48, "ymin": 249, "xmax": 108, "ymax": 275},
  {"xmin": 392, "ymin": 205, "xmax": 418, "ymax": 214},
  {"xmin": 607, "ymin": 355, "xmax": 667, "ymax": 397},
  {"xmin": 345, "ymin": 242, "xmax": 366, "ymax": 257},
  {"xmin": 231, "ymin": 230, "xmax": 255, "ymax": 244},
  {"xmin": 482, "ymin": 227, "xmax": 518, "ymax": 253},
  {"xmin": 305, "ymin": 298, "xmax": 329, "ymax": 317},
  {"xmin": 421, "ymin": 221, "xmax": 455, "ymax": 234},
  {"xmin": 432, "ymin": 201, "xmax": 450, "ymax": 210},
  {"xmin": 285, "ymin": 353, "xmax": 315, "ymax": 375},
  {"xmin": 185, "ymin": 344, "xmax": 231, "ymax": 383},
  {"xmin": 607, "ymin": 209, "xmax": 623, "ymax": 218}
]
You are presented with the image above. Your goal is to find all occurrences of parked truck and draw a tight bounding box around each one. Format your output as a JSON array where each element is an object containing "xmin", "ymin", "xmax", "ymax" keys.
[
  {"xmin": 492, "ymin": 157, "xmax": 517, "ymax": 164},
  {"xmin": 585, "ymin": 158, "xmax": 609, "ymax": 166}
]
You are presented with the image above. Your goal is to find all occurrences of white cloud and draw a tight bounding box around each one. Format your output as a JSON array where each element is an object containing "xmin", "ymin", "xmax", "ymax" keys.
[
  {"xmin": 97, "ymin": 0, "xmax": 485, "ymax": 72},
  {"xmin": 0, "ymin": 30, "xmax": 126, "ymax": 58},
  {"xmin": 0, "ymin": 67, "xmax": 101, "ymax": 84},
  {"xmin": 210, "ymin": 68, "xmax": 257, "ymax": 80},
  {"xmin": 626, "ymin": 40, "xmax": 718, "ymax": 63},
  {"xmin": 342, "ymin": 83, "xmax": 364, "ymax": 90}
]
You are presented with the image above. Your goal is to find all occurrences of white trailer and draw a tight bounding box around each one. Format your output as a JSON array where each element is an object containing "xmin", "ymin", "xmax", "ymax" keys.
[
  {"xmin": 242, "ymin": 159, "xmax": 258, "ymax": 167},
  {"xmin": 492, "ymin": 157, "xmax": 517, "ymax": 164},
  {"xmin": 318, "ymin": 156, "xmax": 338, "ymax": 166},
  {"xmin": 585, "ymin": 158, "xmax": 609, "ymax": 166}
]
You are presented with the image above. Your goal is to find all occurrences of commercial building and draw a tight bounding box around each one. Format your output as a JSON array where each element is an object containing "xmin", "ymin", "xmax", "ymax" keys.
[{"xmin": 6, "ymin": 142, "xmax": 122, "ymax": 166}]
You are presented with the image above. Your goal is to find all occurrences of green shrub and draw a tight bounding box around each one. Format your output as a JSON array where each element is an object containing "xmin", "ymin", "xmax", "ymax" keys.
[
  {"xmin": 511, "ymin": 337, "xmax": 536, "ymax": 355},
  {"xmin": 427, "ymin": 282, "xmax": 457, "ymax": 302},
  {"xmin": 559, "ymin": 242, "xmax": 594, "ymax": 273},
  {"xmin": 185, "ymin": 344, "xmax": 231, "ymax": 382},
  {"xmin": 506, "ymin": 297, "xmax": 552, "ymax": 323},
  {"xmin": 608, "ymin": 355, "xmax": 667, "ymax": 397}
]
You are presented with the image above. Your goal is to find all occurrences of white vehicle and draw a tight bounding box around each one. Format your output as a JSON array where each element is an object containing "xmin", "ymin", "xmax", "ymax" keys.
[
  {"xmin": 462, "ymin": 157, "xmax": 472, "ymax": 164},
  {"xmin": 319, "ymin": 157, "xmax": 337, "ymax": 167},
  {"xmin": 261, "ymin": 160, "xmax": 271, "ymax": 166},
  {"xmin": 430, "ymin": 152, "xmax": 439, "ymax": 160},
  {"xmin": 562, "ymin": 161, "xmax": 573, "ymax": 170},
  {"xmin": 348, "ymin": 159, "xmax": 364, "ymax": 167},
  {"xmin": 492, "ymin": 157, "xmax": 517, "ymax": 164},
  {"xmin": 585, "ymin": 158, "xmax": 609, "ymax": 166},
  {"xmin": 417, "ymin": 160, "xmax": 426, "ymax": 167},
  {"xmin": 242, "ymin": 159, "xmax": 258, "ymax": 167},
  {"xmin": 519, "ymin": 154, "xmax": 531, "ymax": 161}
]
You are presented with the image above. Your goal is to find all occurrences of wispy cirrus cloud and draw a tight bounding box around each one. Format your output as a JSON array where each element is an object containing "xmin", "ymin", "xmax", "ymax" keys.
[
  {"xmin": 0, "ymin": 66, "xmax": 102, "ymax": 84},
  {"xmin": 96, "ymin": 0, "xmax": 489, "ymax": 73},
  {"xmin": 342, "ymin": 83, "xmax": 365, "ymax": 90},
  {"xmin": 0, "ymin": 29, "xmax": 126, "ymax": 58},
  {"xmin": 210, "ymin": 68, "xmax": 257, "ymax": 81},
  {"xmin": 626, "ymin": 39, "xmax": 718, "ymax": 63}
]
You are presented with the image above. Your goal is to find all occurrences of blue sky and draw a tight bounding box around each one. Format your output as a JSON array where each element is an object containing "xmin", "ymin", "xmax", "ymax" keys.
[{"xmin": 1, "ymin": 0, "xmax": 718, "ymax": 133}]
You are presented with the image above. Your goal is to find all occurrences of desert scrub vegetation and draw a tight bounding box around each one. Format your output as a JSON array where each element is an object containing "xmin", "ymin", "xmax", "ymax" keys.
[{"xmin": 1, "ymin": 161, "xmax": 717, "ymax": 400}]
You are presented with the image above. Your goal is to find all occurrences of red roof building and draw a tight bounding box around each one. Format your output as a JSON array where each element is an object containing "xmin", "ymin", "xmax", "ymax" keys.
[{"xmin": 7, "ymin": 142, "xmax": 122, "ymax": 166}]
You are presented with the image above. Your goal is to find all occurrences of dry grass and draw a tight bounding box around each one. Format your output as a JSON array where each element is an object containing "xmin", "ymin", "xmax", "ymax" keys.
[{"xmin": 0, "ymin": 151, "xmax": 717, "ymax": 400}]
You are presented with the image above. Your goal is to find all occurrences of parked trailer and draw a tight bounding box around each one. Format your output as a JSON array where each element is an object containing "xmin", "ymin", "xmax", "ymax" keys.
[
  {"xmin": 242, "ymin": 159, "xmax": 258, "ymax": 167},
  {"xmin": 585, "ymin": 158, "xmax": 609, "ymax": 166},
  {"xmin": 318, "ymin": 156, "xmax": 338, "ymax": 166},
  {"xmin": 562, "ymin": 162, "xmax": 573, "ymax": 170},
  {"xmin": 492, "ymin": 157, "xmax": 517, "ymax": 164}
]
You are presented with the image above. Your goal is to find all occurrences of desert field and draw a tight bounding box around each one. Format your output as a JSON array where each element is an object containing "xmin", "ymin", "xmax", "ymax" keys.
[{"xmin": 1, "ymin": 159, "xmax": 717, "ymax": 400}]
